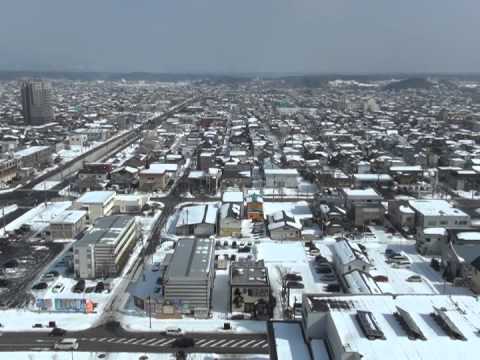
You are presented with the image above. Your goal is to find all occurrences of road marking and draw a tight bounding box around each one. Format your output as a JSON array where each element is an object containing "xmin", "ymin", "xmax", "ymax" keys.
[
  {"xmin": 241, "ymin": 339, "xmax": 257, "ymax": 348},
  {"xmin": 199, "ymin": 339, "xmax": 216, "ymax": 348},
  {"xmin": 150, "ymin": 339, "xmax": 168, "ymax": 346},
  {"xmin": 131, "ymin": 338, "xmax": 146, "ymax": 345},
  {"xmin": 210, "ymin": 339, "xmax": 227, "ymax": 347},
  {"xmin": 251, "ymin": 340, "xmax": 266, "ymax": 348},
  {"xmin": 262, "ymin": 342, "xmax": 269, "ymax": 348},
  {"xmin": 88, "ymin": 337, "xmax": 97, "ymax": 341},
  {"xmin": 124, "ymin": 338, "xmax": 137, "ymax": 344},
  {"xmin": 142, "ymin": 338, "xmax": 157, "ymax": 345},
  {"xmin": 106, "ymin": 338, "xmax": 117, "ymax": 343},
  {"xmin": 114, "ymin": 338, "xmax": 127, "ymax": 343},
  {"xmin": 98, "ymin": 337, "xmax": 108, "ymax": 342},
  {"xmin": 232, "ymin": 339, "xmax": 247, "ymax": 347},
  {"xmin": 220, "ymin": 339, "xmax": 237, "ymax": 347},
  {"xmin": 194, "ymin": 339, "xmax": 208, "ymax": 346},
  {"xmin": 159, "ymin": 338, "xmax": 175, "ymax": 347}
]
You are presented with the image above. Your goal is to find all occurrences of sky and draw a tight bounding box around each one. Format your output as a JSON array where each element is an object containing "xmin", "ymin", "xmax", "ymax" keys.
[{"xmin": 0, "ymin": 0, "xmax": 479, "ymax": 74}]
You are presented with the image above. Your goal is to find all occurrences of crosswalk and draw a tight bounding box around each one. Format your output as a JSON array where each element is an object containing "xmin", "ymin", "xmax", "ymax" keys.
[{"xmin": 80, "ymin": 336, "xmax": 269, "ymax": 350}]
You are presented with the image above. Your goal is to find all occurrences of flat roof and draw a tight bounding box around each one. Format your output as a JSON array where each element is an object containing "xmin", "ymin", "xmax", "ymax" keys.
[
  {"xmin": 50, "ymin": 210, "xmax": 87, "ymax": 225},
  {"xmin": 164, "ymin": 238, "xmax": 214, "ymax": 282},
  {"xmin": 76, "ymin": 191, "xmax": 115, "ymax": 205},
  {"xmin": 230, "ymin": 261, "xmax": 268, "ymax": 286},
  {"xmin": 222, "ymin": 191, "xmax": 244, "ymax": 203},
  {"xmin": 76, "ymin": 215, "xmax": 134, "ymax": 247},
  {"xmin": 305, "ymin": 294, "xmax": 480, "ymax": 360},
  {"xmin": 271, "ymin": 322, "xmax": 311, "ymax": 360},
  {"xmin": 343, "ymin": 188, "xmax": 382, "ymax": 200},
  {"xmin": 14, "ymin": 146, "xmax": 50, "ymax": 158},
  {"xmin": 140, "ymin": 163, "xmax": 177, "ymax": 174},
  {"xmin": 409, "ymin": 200, "xmax": 468, "ymax": 217},
  {"xmin": 265, "ymin": 168, "xmax": 299, "ymax": 176}
]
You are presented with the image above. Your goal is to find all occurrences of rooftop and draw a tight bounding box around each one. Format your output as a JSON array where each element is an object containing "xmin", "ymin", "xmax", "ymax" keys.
[
  {"xmin": 76, "ymin": 215, "xmax": 135, "ymax": 247},
  {"xmin": 409, "ymin": 199, "xmax": 469, "ymax": 217},
  {"xmin": 76, "ymin": 191, "xmax": 115, "ymax": 205}
]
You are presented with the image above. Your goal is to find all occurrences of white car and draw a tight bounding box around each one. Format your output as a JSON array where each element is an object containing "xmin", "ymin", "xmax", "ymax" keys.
[
  {"xmin": 54, "ymin": 338, "xmax": 79, "ymax": 350},
  {"xmin": 165, "ymin": 327, "xmax": 184, "ymax": 336}
]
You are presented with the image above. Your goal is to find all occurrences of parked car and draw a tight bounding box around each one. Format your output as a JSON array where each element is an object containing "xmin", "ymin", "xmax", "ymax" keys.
[
  {"xmin": 95, "ymin": 282, "xmax": 105, "ymax": 293},
  {"xmin": 32, "ymin": 323, "xmax": 43, "ymax": 328},
  {"xmin": 52, "ymin": 284, "xmax": 64, "ymax": 293},
  {"xmin": 238, "ymin": 246, "xmax": 251, "ymax": 253},
  {"xmin": 406, "ymin": 275, "xmax": 422, "ymax": 282},
  {"xmin": 315, "ymin": 266, "xmax": 333, "ymax": 274},
  {"xmin": 284, "ymin": 273, "xmax": 303, "ymax": 282},
  {"xmin": 49, "ymin": 328, "xmax": 67, "ymax": 337},
  {"xmin": 325, "ymin": 283, "xmax": 341, "ymax": 292},
  {"xmin": 320, "ymin": 274, "xmax": 337, "ymax": 282},
  {"xmin": 53, "ymin": 338, "xmax": 78, "ymax": 350},
  {"xmin": 152, "ymin": 263, "xmax": 160, "ymax": 272},
  {"xmin": 72, "ymin": 280, "xmax": 85, "ymax": 293}
]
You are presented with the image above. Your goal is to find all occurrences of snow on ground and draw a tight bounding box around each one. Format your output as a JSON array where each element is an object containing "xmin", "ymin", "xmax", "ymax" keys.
[
  {"xmin": 272, "ymin": 322, "xmax": 311, "ymax": 360},
  {"xmin": 255, "ymin": 241, "xmax": 336, "ymax": 314},
  {"xmin": 0, "ymin": 308, "xmax": 102, "ymax": 332},
  {"xmin": 0, "ymin": 201, "xmax": 72, "ymax": 236},
  {"xmin": 32, "ymin": 180, "xmax": 61, "ymax": 191},
  {"xmin": 57, "ymin": 144, "xmax": 97, "ymax": 163}
]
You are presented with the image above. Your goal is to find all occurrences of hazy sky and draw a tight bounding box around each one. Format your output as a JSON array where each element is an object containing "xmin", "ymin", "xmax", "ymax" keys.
[{"xmin": 0, "ymin": 0, "xmax": 479, "ymax": 74}]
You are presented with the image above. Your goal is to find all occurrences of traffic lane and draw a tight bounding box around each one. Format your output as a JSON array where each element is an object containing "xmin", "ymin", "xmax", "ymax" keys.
[{"xmin": 0, "ymin": 332, "xmax": 269, "ymax": 354}]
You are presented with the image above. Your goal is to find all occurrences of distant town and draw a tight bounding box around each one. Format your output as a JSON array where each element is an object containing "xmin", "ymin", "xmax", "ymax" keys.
[{"xmin": 1, "ymin": 74, "xmax": 480, "ymax": 359}]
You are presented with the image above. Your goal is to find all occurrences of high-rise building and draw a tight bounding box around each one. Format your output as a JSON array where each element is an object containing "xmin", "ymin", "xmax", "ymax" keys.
[{"xmin": 20, "ymin": 80, "xmax": 55, "ymax": 125}]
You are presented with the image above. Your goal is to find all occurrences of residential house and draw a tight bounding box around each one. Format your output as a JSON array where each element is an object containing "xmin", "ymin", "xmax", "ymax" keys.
[
  {"xmin": 175, "ymin": 204, "xmax": 218, "ymax": 237},
  {"xmin": 267, "ymin": 210, "xmax": 302, "ymax": 240}
]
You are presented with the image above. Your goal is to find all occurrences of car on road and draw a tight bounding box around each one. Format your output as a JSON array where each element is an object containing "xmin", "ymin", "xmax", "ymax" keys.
[
  {"xmin": 172, "ymin": 336, "xmax": 195, "ymax": 348},
  {"xmin": 49, "ymin": 328, "xmax": 67, "ymax": 337},
  {"xmin": 152, "ymin": 263, "xmax": 161, "ymax": 272},
  {"xmin": 53, "ymin": 338, "xmax": 79, "ymax": 350},
  {"xmin": 95, "ymin": 282, "xmax": 105, "ymax": 293},
  {"xmin": 32, "ymin": 323, "xmax": 43, "ymax": 328},
  {"xmin": 165, "ymin": 327, "xmax": 184, "ymax": 336}
]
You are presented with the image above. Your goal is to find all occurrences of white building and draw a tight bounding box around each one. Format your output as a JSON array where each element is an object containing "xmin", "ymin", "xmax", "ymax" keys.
[
  {"xmin": 332, "ymin": 240, "xmax": 372, "ymax": 275},
  {"xmin": 73, "ymin": 215, "xmax": 138, "ymax": 279},
  {"xmin": 74, "ymin": 191, "xmax": 116, "ymax": 222},
  {"xmin": 303, "ymin": 293, "xmax": 480, "ymax": 360},
  {"xmin": 49, "ymin": 210, "xmax": 88, "ymax": 240}
]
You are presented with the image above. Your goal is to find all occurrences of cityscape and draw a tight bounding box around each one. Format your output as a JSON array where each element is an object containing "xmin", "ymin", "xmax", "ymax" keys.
[{"xmin": 1, "ymin": 1, "xmax": 480, "ymax": 360}]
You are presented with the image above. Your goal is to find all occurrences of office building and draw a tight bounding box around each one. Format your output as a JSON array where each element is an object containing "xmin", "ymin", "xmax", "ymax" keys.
[{"xmin": 20, "ymin": 80, "xmax": 55, "ymax": 125}]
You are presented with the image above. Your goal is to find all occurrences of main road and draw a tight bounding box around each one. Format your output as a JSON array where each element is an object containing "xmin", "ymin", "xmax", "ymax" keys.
[{"xmin": 0, "ymin": 326, "xmax": 269, "ymax": 355}]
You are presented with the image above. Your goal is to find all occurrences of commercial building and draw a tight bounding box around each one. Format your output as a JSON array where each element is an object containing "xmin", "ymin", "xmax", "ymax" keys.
[
  {"xmin": 21, "ymin": 80, "xmax": 55, "ymax": 125},
  {"xmin": 175, "ymin": 204, "xmax": 218, "ymax": 237},
  {"xmin": 74, "ymin": 191, "xmax": 116, "ymax": 222},
  {"xmin": 163, "ymin": 238, "xmax": 215, "ymax": 315},
  {"xmin": 73, "ymin": 215, "xmax": 138, "ymax": 279},
  {"xmin": 341, "ymin": 188, "xmax": 384, "ymax": 227},
  {"xmin": 302, "ymin": 293, "xmax": 480, "ymax": 360},
  {"xmin": 13, "ymin": 146, "xmax": 51, "ymax": 168},
  {"xmin": 230, "ymin": 260, "xmax": 271, "ymax": 319},
  {"xmin": 49, "ymin": 210, "xmax": 88, "ymax": 240}
]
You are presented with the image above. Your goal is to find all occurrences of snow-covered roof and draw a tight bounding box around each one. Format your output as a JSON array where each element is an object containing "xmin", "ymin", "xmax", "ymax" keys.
[
  {"xmin": 222, "ymin": 191, "xmax": 244, "ymax": 203},
  {"xmin": 305, "ymin": 294, "xmax": 480, "ymax": 360},
  {"xmin": 423, "ymin": 227, "xmax": 447, "ymax": 236},
  {"xmin": 140, "ymin": 163, "xmax": 178, "ymax": 175},
  {"xmin": 76, "ymin": 191, "xmax": 115, "ymax": 205},
  {"xmin": 176, "ymin": 204, "xmax": 218, "ymax": 226},
  {"xmin": 409, "ymin": 200, "xmax": 468, "ymax": 217},
  {"xmin": 50, "ymin": 210, "xmax": 87, "ymax": 225},
  {"xmin": 333, "ymin": 240, "xmax": 370, "ymax": 266},
  {"xmin": 343, "ymin": 187, "xmax": 382, "ymax": 200},
  {"xmin": 13, "ymin": 145, "xmax": 50, "ymax": 158},
  {"xmin": 271, "ymin": 322, "xmax": 311, "ymax": 360},
  {"xmin": 264, "ymin": 168, "xmax": 299, "ymax": 176},
  {"xmin": 390, "ymin": 165, "xmax": 423, "ymax": 172},
  {"xmin": 457, "ymin": 232, "xmax": 480, "ymax": 241}
]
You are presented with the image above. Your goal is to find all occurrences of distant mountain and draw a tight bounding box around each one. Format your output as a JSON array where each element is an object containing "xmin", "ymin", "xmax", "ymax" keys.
[{"xmin": 384, "ymin": 77, "xmax": 434, "ymax": 90}]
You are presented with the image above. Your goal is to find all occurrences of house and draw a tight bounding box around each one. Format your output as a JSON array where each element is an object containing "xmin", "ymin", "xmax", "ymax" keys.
[
  {"xmin": 78, "ymin": 163, "xmax": 112, "ymax": 192},
  {"xmin": 219, "ymin": 203, "xmax": 242, "ymax": 237},
  {"xmin": 0, "ymin": 158, "xmax": 17, "ymax": 184},
  {"xmin": 73, "ymin": 215, "xmax": 138, "ymax": 279},
  {"xmin": 341, "ymin": 188, "xmax": 384, "ymax": 227},
  {"xmin": 267, "ymin": 210, "xmax": 302, "ymax": 240},
  {"xmin": 74, "ymin": 191, "xmax": 116, "ymax": 222},
  {"xmin": 230, "ymin": 260, "xmax": 271, "ymax": 319},
  {"xmin": 246, "ymin": 193, "xmax": 264, "ymax": 222},
  {"xmin": 139, "ymin": 163, "xmax": 177, "ymax": 192},
  {"xmin": 49, "ymin": 210, "xmax": 88, "ymax": 240},
  {"xmin": 175, "ymin": 204, "xmax": 218, "ymax": 237},
  {"xmin": 264, "ymin": 168, "xmax": 299, "ymax": 188},
  {"xmin": 110, "ymin": 166, "xmax": 139, "ymax": 190},
  {"xmin": 417, "ymin": 227, "xmax": 447, "ymax": 255},
  {"xmin": 332, "ymin": 239, "xmax": 372, "ymax": 275},
  {"xmin": 163, "ymin": 238, "xmax": 215, "ymax": 316},
  {"xmin": 222, "ymin": 190, "xmax": 244, "ymax": 217},
  {"xmin": 388, "ymin": 198, "xmax": 416, "ymax": 234}
]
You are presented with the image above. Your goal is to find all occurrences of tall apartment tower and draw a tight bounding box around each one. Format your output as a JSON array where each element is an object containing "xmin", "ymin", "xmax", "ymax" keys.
[{"xmin": 20, "ymin": 80, "xmax": 55, "ymax": 125}]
